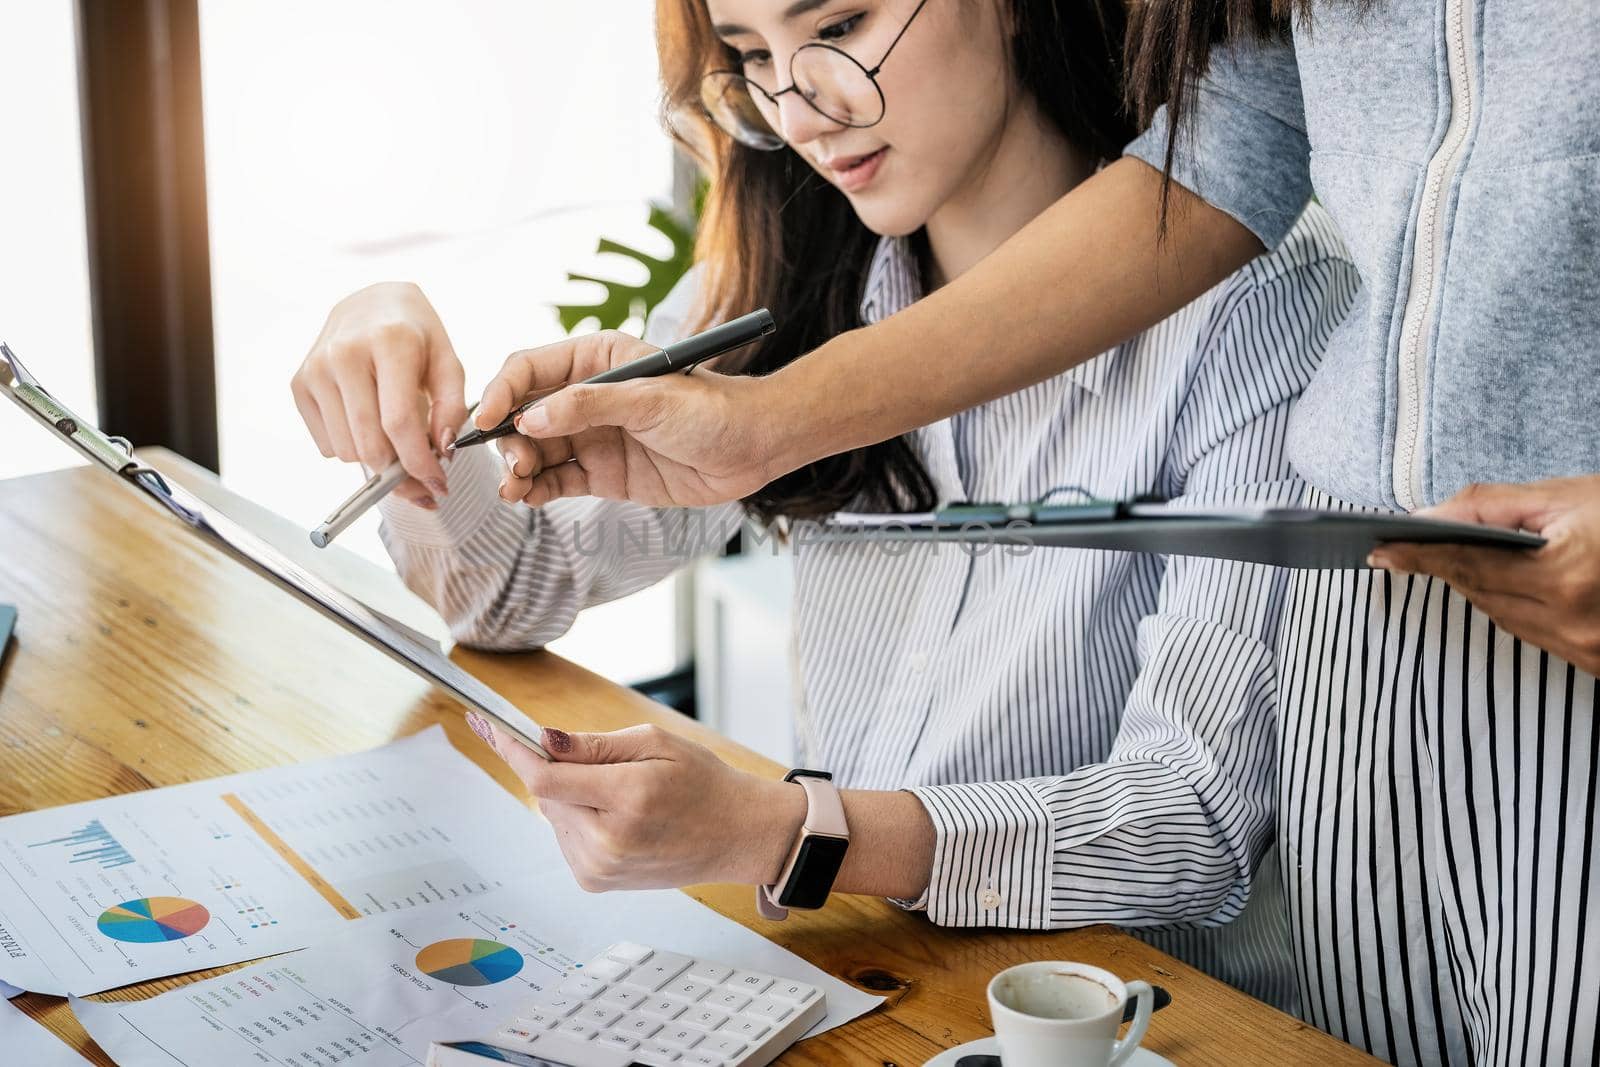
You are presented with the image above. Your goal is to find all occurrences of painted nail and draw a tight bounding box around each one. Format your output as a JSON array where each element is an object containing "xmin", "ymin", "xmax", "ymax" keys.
[
  {"xmin": 415, "ymin": 495, "xmax": 437, "ymax": 510},
  {"xmin": 426, "ymin": 477, "xmax": 449, "ymax": 498},
  {"xmin": 505, "ymin": 451, "xmax": 521, "ymax": 478},
  {"xmin": 542, "ymin": 727, "xmax": 573, "ymax": 754},
  {"xmin": 517, "ymin": 405, "xmax": 550, "ymax": 435},
  {"xmin": 465, "ymin": 712, "xmax": 493, "ymax": 742},
  {"xmin": 439, "ymin": 430, "xmax": 456, "ymax": 454}
]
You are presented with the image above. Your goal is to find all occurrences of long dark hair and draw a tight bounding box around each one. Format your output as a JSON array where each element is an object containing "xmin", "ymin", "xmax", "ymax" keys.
[{"xmin": 657, "ymin": 0, "xmax": 1135, "ymax": 523}]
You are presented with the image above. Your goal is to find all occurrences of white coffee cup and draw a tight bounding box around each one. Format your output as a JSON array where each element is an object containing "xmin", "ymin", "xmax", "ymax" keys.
[{"xmin": 986, "ymin": 960, "xmax": 1154, "ymax": 1067}]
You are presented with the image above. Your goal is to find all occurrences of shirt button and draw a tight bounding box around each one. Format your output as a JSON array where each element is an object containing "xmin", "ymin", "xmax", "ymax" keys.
[
  {"xmin": 907, "ymin": 651, "xmax": 929, "ymax": 672},
  {"xmin": 980, "ymin": 889, "xmax": 1002, "ymax": 911}
]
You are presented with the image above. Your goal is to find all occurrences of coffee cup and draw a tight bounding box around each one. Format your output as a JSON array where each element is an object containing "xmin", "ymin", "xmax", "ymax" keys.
[{"xmin": 986, "ymin": 960, "xmax": 1153, "ymax": 1067}]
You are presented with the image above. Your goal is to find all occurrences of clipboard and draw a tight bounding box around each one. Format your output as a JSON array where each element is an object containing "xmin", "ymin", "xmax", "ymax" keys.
[
  {"xmin": 1, "ymin": 342, "xmax": 550, "ymax": 759},
  {"xmin": 825, "ymin": 497, "xmax": 1545, "ymax": 570}
]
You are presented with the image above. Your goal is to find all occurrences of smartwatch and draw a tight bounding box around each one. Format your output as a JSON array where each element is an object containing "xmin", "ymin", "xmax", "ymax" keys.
[{"xmin": 756, "ymin": 769, "xmax": 850, "ymax": 921}]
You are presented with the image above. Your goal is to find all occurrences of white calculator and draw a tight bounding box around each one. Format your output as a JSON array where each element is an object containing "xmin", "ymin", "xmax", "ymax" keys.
[{"xmin": 427, "ymin": 941, "xmax": 829, "ymax": 1067}]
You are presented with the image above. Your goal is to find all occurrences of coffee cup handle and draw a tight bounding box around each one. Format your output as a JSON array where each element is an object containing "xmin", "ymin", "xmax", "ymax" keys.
[{"xmin": 1108, "ymin": 979, "xmax": 1153, "ymax": 1066}]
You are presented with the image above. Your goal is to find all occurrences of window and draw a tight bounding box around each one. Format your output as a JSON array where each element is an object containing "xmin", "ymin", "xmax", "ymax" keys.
[
  {"xmin": 199, "ymin": 1, "xmax": 683, "ymax": 683},
  {"xmin": 0, "ymin": 0, "xmax": 96, "ymax": 480}
]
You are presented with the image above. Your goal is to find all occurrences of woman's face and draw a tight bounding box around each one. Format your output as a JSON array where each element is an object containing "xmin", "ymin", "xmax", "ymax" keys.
[{"xmin": 704, "ymin": 0, "xmax": 1012, "ymax": 237}]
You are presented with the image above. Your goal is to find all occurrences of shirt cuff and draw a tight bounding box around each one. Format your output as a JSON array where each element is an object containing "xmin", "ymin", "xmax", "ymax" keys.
[
  {"xmin": 1124, "ymin": 85, "xmax": 1313, "ymax": 250},
  {"xmin": 908, "ymin": 781, "xmax": 1055, "ymax": 929},
  {"xmin": 377, "ymin": 442, "xmax": 515, "ymax": 550}
]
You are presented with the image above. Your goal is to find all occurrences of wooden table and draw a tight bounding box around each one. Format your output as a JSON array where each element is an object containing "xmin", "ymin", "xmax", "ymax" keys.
[{"xmin": 0, "ymin": 450, "xmax": 1379, "ymax": 1066}]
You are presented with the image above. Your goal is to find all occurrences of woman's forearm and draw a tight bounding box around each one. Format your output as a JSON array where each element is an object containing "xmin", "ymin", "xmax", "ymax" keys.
[{"xmin": 762, "ymin": 158, "xmax": 1263, "ymax": 475}]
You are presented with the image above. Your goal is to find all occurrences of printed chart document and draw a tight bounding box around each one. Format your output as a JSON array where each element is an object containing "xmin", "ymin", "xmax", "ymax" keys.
[
  {"xmin": 0, "ymin": 728, "xmax": 539, "ymax": 995},
  {"xmin": 75, "ymin": 879, "xmax": 881, "ymax": 1065},
  {"xmin": 0, "ymin": 997, "xmax": 93, "ymax": 1065}
]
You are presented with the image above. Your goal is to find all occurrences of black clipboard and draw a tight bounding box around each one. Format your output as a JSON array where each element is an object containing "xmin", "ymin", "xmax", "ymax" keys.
[{"xmin": 824, "ymin": 499, "xmax": 1545, "ymax": 570}]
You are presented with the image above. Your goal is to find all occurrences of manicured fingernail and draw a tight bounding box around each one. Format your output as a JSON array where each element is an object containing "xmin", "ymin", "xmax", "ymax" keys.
[
  {"xmin": 439, "ymin": 430, "xmax": 455, "ymax": 454},
  {"xmin": 466, "ymin": 712, "xmax": 503, "ymax": 756},
  {"xmin": 542, "ymin": 727, "xmax": 573, "ymax": 754},
  {"xmin": 415, "ymin": 495, "xmax": 437, "ymax": 510},
  {"xmin": 426, "ymin": 477, "xmax": 449, "ymax": 498},
  {"xmin": 505, "ymin": 451, "xmax": 522, "ymax": 478},
  {"xmin": 516, "ymin": 405, "xmax": 550, "ymax": 435}
]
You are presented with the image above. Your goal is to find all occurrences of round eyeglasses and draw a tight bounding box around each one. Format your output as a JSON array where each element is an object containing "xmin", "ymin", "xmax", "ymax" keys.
[{"xmin": 700, "ymin": 0, "xmax": 931, "ymax": 151}]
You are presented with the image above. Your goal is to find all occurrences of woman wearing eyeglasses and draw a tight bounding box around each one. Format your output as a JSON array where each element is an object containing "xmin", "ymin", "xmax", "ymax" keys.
[
  {"xmin": 292, "ymin": 0, "xmax": 1356, "ymax": 1010},
  {"xmin": 400, "ymin": 1, "xmax": 1600, "ymax": 1065}
]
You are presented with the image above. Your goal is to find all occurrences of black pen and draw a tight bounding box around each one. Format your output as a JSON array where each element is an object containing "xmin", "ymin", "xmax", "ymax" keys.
[{"xmin": 449, "ymin": 308, "xmax": 777, "ymax": 451}]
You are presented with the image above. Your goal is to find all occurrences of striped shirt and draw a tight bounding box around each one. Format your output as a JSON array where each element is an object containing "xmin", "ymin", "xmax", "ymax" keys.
[
  {"xmin": 380, "ymin": 206, "xmax": 1360, "ymax": 1010},
  {"xmin": 1279, "ymin": 488, "xmax": 1599, "ymax": 1067}
]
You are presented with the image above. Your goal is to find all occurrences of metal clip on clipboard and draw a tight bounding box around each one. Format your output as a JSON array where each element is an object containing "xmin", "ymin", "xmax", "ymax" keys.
[{"xmin": 1, "ymin": 341, "xmax": 551, "ymax": 758}]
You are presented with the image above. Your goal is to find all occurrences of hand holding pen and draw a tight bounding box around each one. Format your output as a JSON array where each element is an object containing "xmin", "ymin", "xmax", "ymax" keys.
[
  {"xmin": 300, "ymin": 305, "xmax": 774, "ymax": 545},
  {"xmin": 291, "ymin": 282, "xmax": 470, "ymax": 532},
  {"xmin": 479, "ymin": 309, "xmax": 778, "ymax": 510}
]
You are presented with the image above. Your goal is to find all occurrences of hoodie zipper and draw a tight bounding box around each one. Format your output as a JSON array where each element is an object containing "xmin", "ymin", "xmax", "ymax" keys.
[{"xmin": 1392, "ymin": 0, "xmax": 1478, "ymax": 511}]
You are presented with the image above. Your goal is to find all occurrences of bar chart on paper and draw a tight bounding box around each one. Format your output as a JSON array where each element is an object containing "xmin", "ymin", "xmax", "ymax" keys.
[{"xmin": 0, "ymin": 728, "xmax": 543, "ymax": 994}]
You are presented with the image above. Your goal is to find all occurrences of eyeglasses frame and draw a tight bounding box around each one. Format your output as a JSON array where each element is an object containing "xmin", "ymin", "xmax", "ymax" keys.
[{"xmin": 702, "ymin": 0, "xmax": 934, "ymax": 145}]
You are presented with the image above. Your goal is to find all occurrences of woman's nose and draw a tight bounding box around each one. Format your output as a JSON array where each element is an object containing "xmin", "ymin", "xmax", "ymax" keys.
[{"xmin": 772, "ymin": 85, "xmax": 838, "ymax": 147}]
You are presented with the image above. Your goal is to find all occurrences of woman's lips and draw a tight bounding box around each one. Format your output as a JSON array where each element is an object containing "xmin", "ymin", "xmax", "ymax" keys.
[{"xmin": 826, "ymin": 147, "xmax": 887, "ymax": 193}]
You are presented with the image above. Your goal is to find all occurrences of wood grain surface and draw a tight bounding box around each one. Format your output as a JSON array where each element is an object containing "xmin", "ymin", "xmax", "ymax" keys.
[{"xmin": 0, "ymin": 451, "xmax": 1379, "ymax": 1065}]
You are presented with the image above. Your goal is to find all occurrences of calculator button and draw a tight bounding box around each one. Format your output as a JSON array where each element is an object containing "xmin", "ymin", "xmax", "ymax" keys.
[
  {"xmin": 727, "ymin": 970, "xmax": 774, "ymax": 995},
  {"xmin": 685, "ymin": 960, "xmax": 733, "ymax": 984},
  {"xmin": 743, "ymin": 997, "xmax": 793, "ymax": 1023},
  {"xmin": 555, "ymin": 1019, "xmax": 597, "ymax": 1039},
  {"xmin": 724, "ymin": 1016, "xmax": 770, "ymax": 1041},
  {"xmin": 541, "ymin": 996, "xmax": 583, "ymax": 1017},
  {"xmin": 577, "ymin": 1003, "xmax": 622, "ymax": 1028},
  {"xmin": 558, "ymin": 974, "xmax": 607, "ymax": 998},
  {"xmin": 664, "ymin": 977, "xmax": 713, "ymax": 1002},
  {"xmin": 697, "ymin": 1034, "xmax": 749, "ymax": 1057},
  {"xmin": 582, "ymin": 957, "xmax": 630, "ymax": 981},
  {"xmin": 640, "ymin": 995, "xmax": 687, "ymax": 1020},
  {"xmin": 496, "ymin": 1024, "xmax": 537, "ymax": 1045},
  {"xmin": 597, "ymin": 1032, "xmax": 640, "ymax": 1052},
  {"xmin": 605, "ymin": 941, "xmax": 654, "ymax": 965},
  {"xmin": 639, "ymin": 1040, "xmax": 683, "ymax": 1062},
  {"xmin": 679, "ymin": 1053, "xmax": 726, "ymax": 1067},
  {"xmin": 514, "ymin": 1010, "xmax": 559, "ymax": 1031},
  {"xmin": 624, "ymin": 950, "xmax": 694, "ymax": 991},
  {"xmin": 600, "ymin": 986, "xmax": 647, "ymax": 1010},
  {"xmin": 617, "ymin": 1012, "xmax": 663, "ymax": 1039},
  {"xmin": 706, "ymin": 989, "xmax": 750, "ymax": 1012},
  {"xmin": 655, "ymin": 1024, "xmax": 705, "ymax": 1049},
  {"xmin": 768, "ymin": 979, "xmax": 818, "ymax": 1005},
  {"xmin": 683, "ymin": 1005, "xmax": 728, "ymax": 1030}
]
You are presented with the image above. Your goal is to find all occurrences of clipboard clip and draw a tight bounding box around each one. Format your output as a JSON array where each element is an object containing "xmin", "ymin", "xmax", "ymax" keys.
[
  {"xmin": 2, "ymin": 341, "xmax": 186, "ymax": 512},
  {"xmin": 936, "ymin": 486, "xmax": 1168, "ymax": 527}
]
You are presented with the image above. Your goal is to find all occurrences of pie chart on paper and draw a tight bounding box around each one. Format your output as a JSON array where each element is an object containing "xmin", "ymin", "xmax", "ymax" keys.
[
  {"xmin": 96, "ymin": 896, "xmax": 211, "ymax": 943},
  {"xmin": 415, "ymin": 938, "xmax": 525, "ymax": 987}
]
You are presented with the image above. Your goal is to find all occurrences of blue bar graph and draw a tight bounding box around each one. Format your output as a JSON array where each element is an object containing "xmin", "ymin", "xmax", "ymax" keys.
[{"xmin": 30, "ymin": 819, "xmax": 136, "ymax": 868}]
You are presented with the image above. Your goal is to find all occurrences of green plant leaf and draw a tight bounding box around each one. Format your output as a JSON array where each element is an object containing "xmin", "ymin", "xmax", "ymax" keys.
[{"xmin": 555, "ymin": 201, "xmax": 698, "ymax": 334}]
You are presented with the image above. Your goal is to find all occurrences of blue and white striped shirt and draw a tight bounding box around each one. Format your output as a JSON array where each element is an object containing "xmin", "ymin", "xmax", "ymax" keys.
[{"xmin": 380, "ymin": 206, "xmax": 1360, "ymax": 1009}]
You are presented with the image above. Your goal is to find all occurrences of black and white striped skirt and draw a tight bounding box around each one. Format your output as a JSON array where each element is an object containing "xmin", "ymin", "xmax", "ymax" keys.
[{"xmin": 1277, "ymin": 488, "xmax": 1598, "ymax": 1066}]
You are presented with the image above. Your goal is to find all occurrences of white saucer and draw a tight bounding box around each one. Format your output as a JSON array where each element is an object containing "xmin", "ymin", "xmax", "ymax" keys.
[{"xmin": 923, "ymin": 1036, "xmax": 1175, "ymax": 1067}]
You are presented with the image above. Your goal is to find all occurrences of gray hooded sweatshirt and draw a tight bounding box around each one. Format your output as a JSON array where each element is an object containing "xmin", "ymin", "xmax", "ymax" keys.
[{"xmin": 1125, "ymin": 0, "xmax": 1599, "ymax": 512}]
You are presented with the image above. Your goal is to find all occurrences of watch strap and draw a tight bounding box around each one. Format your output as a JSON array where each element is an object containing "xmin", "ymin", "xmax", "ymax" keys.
[{"xmin": 756, "ymin": 770, "xmax": 848, "ymax": 920}]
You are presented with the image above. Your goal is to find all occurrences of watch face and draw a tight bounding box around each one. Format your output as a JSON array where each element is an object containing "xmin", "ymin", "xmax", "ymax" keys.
[{"xmin": 778, "ymin": 834, "xmax": 849, "ymax": 910}]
